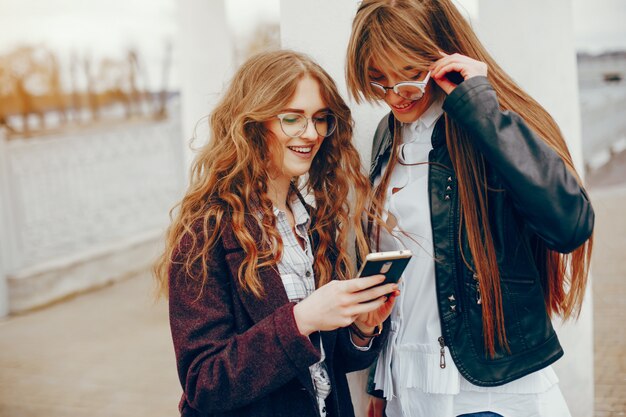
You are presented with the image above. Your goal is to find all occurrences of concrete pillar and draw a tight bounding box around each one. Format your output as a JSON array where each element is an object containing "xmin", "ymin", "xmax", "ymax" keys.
[
  {"xmin": 0, "ymin": 130, "xmax": 12, "ymax": 317},
  {"xmin": 177, "ymin": 0, "xmax": 235, "ymax": 171},
  {"xmin": 476, "ymin": 0, "xmax": 585, "ymax": 171},
  {"xmin": 476, "ymin": 2, "xmax": 593, "ymax": 415}
]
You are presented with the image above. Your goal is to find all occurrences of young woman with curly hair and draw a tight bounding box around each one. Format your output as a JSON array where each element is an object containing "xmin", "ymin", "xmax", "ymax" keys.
[{"xmin": 154, "ymin": 50, "xmax": 399, "ymax": 417}]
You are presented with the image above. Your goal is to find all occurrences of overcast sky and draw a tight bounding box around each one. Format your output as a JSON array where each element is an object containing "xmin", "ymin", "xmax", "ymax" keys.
[
  {"xmin": 572, "ymin": 0, "xmax": 626, "ymax": 53},
  {"xmin": 1, "ymin": 0, "xmax": 624, "ymax": 52}
]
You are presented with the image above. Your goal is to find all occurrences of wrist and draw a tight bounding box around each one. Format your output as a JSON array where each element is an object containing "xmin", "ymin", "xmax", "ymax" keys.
[
  {"xmin": 352, "ymin": 321, "xmax": 375, "ymax": 335},
  {"xmin": 293, "ymin": 303, "xmax": 315, "ymax": 336},
  {"xmin": 350, "ymin": 321, "xmax": 383, "ymax": 340}
]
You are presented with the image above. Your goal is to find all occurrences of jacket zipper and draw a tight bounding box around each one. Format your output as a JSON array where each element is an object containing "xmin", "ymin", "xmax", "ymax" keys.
[{"xmin": 438, "ymin": 336, "xmax": 446, "ymax": 369}]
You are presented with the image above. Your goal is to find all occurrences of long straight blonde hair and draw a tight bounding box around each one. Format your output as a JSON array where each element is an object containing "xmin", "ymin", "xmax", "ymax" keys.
[
  {"xmin": 154, "ymin": 50, "xmax": 374, "ymax": 299},
  {"xmin": 346, "ymin": 0, "xmax": 593, "ymax": 357}
]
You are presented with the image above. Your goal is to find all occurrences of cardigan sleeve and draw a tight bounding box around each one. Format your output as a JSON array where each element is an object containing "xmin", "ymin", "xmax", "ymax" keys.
[
  {"xmin": 442, "ymin": 76, "xmax": 594, "ymax": 253},
  {"xmin": 333, "ymin": 319, "xmax": 390, "ymax": 374},
  {"xmin": 168, "ymin": 235, "xmax": 320, "ymax": 414}
]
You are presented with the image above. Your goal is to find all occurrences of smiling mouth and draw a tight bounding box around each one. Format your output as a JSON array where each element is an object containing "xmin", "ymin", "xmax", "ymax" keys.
[
  {"xmin": 288, "ymin": 146, "xmax": 313, "ymax": 154},
  {"xmin": 392, "ymin": 101, "xmax": 415, "ymax": 110}
]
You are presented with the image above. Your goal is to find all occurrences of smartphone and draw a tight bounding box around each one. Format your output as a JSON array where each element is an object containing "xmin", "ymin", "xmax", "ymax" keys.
[{"xmin": 356, "ymin": 250, "xmax": 413, "ymax": 285}]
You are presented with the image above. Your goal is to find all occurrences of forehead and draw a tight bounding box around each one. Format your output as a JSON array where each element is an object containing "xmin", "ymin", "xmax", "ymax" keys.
[
  {"xmin": 284, "ymin": 75, "xmax": 327, "ymax": 111},
  {"xmin": 368, "ymin": 53, "xmax": 425, "ymax": 77}
]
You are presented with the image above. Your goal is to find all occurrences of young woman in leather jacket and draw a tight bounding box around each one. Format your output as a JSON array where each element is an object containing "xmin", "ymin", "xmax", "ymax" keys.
[
  {"xmin": 154, "ymin": 50, "xmax": 399, "ymax": 417},
  {"xmin": 345, "ymin": 1, "xmax": 594, "ymax": 416}
]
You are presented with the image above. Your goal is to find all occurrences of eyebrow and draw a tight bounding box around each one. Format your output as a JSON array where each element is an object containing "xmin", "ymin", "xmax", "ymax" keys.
[{"xmin": 279, "ymin": 107, "xmax": 331, "ymax": 114}]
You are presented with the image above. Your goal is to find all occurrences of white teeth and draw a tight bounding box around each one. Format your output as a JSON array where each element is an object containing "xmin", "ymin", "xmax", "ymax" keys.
[
  {"xmin": 394, "ymin": 102, "xmax": 412, "ymax": 109},
  {"xmin": 289, "ymin": 146, "xmax": 312, "ymax": 153}
]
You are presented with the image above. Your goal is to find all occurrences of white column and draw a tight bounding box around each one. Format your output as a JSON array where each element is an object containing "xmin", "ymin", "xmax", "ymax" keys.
[
  {"xmin": 476, "ymin": 1, "xmax": 592, "ymax": 416},
  {"xmin": 177, "ymin": 0, "xmax": 235, "ymax": 171},
  {"xmin": 476, "ymin": 0, "xmax": 585, "ymax": 171},
  {"xmin": 0, "ymin": 130, "xmax": 13, "ymax": 317}
]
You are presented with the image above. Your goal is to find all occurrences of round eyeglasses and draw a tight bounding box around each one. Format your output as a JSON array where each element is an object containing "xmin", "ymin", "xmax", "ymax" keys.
[
  {"xmin": 370, "ymin": 71, "xmax": 431, "ymax": 101},
  {"xmin": 275, "ymin": 112, "xmax": 337, "ymax": 138}
]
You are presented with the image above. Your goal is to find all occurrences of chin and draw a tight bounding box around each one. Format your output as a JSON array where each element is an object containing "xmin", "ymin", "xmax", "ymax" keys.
[
  {"xmin": 392, "ymin": 110, "xmax": 421, "ymax": 124},
  {"xmin": 284, "ymin": 165, "xmax": 310, "ymax": 179}
]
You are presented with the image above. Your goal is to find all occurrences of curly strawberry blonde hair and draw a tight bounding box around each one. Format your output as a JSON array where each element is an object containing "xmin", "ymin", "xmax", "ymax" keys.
[{"xmin": 154, "ymin": 50, "xmax": 375, "ymax": 299}]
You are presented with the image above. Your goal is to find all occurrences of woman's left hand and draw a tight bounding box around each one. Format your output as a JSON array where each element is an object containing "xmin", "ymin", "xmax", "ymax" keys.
[{"xmin": 430, "ymin": 52, "xmax": 488, "ymax": 94}]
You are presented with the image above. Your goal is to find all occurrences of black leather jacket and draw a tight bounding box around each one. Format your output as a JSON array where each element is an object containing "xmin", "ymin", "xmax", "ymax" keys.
[{"xmin": 368, "ymin": 76, "xmax": 594, "ymax": 386}]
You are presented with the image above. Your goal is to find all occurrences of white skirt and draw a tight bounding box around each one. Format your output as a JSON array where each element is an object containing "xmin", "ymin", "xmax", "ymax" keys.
[{"xmin": 384, "ymin": 382, "xmax": 572, "ymax": 417}]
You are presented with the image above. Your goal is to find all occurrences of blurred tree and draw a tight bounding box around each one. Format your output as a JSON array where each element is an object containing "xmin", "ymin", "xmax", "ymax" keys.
[
  {"xmin": 156, "ymin": 41, "xmax": 173, "ymax": 119},
  {"xmin": 0, "ymin": 44, "xmax": 169, "ymax": 137}
]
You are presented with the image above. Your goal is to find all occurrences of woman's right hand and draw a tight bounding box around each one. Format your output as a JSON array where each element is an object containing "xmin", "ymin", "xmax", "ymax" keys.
[
  {"xmin": 430, "ymin": 52, "xmax": 488, "ymax": 95},
  {"xmin": 293, "ymin": 275, "xmax": 398, "ymax": 336},
  {"xmin": 367, "ymin": 396, "xmax": 386, "ymax": 417}
]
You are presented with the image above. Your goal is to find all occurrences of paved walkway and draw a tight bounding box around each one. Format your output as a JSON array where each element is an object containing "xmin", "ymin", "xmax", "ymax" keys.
[
  {"xmin": 590, "ymin": 184, "xmax": 626, "ymax": 417},
  {"xmin": 0, "ymin": 185, "xmax": 624, "ymax": 417},
  {"xmin": 0, "ymin": 272, "xmax": 180, "ymax": 417}
]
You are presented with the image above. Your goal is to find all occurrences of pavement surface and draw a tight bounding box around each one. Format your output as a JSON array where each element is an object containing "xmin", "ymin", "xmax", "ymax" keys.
[
  {"xmin": 0, "ymin": 273, "xmax": 180, "ymax": 417},
  {"xmin": 589, "ymin": 184, "xmax": 626, "ymax": 417},
  {"xmin": 587, "ymin": 148, "xmax": 626, "ymax": 189},
  {"xmin": 0, "ymin": 175, "xmax": 624, "ymax": 417}
]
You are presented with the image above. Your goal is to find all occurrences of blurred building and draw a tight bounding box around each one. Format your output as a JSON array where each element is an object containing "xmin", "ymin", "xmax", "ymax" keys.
[{"xmin": 578, "ymin": 51, "xmax": 626, "ymax": 171}]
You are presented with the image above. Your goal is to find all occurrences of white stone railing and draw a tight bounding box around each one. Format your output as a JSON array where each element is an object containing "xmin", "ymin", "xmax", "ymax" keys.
[
  {"xmin": 0, "ymin": 109, "xmax": 185, "ymax": 314},
  {"xmin": 580, "ymin": 85, "xmax": 626, "ymax": 169},
  {"xmin": 0, "ymin": 127, "xmax": 14, "ymax": 316}
]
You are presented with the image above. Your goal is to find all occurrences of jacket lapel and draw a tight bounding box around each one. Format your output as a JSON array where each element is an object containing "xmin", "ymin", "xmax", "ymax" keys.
[
  {"xmin": 369, "ymin": 112, "xmax": 447, "ymax": 181},
  {"xmin": 220, "ymin": 201, "xmax": 329, "ymax": 396},
  {"xmin": 369, "ymin": 113, "xmax": 394, "ymax": 182}
]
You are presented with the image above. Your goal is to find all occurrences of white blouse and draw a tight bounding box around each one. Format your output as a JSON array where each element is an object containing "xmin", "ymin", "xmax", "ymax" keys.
[{"xmin": 372, "ymin": 98, "xmax": 571, "ymax": 417}]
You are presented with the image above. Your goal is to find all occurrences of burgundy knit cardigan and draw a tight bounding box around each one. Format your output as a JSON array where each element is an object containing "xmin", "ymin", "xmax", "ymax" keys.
[{"xmin": 168, "ymin": 214, "xmax": 389, "ymax": 417}]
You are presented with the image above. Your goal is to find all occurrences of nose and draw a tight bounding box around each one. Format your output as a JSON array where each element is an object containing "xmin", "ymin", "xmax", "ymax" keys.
[
  {"xmin": 382, "ymin": 76, "xmax": 405, "ymax": 106},
  {"xmin": 385, "ymin": 89, "xmax": 405, "ymax": 106},
  {"xmin": 300, "ymin": 118, "xmax": 319, "ymax": 141}
]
